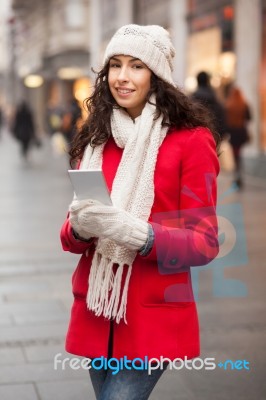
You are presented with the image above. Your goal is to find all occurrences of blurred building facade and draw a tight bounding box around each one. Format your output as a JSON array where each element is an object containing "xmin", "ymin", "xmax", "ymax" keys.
[
  {"xmin": 0, "ymin": 0, "xmax": 11, "ymax": 115},
  {"xmin": 261, "ymin": 0, "xmax": 266, "ymax": 150},
  {"xmin": 7, "ymin": 0, "xmax": 91, "ymax": 131},
  {"xmin": 2, "ymin": 0, "xmax": 265, "ymax": 154}
]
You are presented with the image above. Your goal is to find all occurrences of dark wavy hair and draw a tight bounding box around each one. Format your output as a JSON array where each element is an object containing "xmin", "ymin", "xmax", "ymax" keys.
[{"xmin": 69, "ymin": 64, "xmax": 221, "ymax": 168}]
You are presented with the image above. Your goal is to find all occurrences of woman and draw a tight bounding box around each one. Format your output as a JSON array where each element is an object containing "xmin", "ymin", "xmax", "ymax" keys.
[
  {"xmin": 60, "ymin": 25, "xmax": 220, "ymax": 400},
  {"xmin": 225, "ymin": 85, "xmax": 251, "ymax": 188}
]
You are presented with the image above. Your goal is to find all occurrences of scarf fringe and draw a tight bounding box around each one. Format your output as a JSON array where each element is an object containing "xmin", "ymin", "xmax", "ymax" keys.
[
  {"xmin": 87, "ymin": 252, "xmax": 132, "ymax": 324},
  {"xmin": 115, "ymin": 264, "xmax": 132, "ymax": 324}
]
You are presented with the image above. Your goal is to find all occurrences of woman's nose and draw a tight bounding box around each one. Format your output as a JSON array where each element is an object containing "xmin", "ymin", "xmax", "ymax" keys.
[{"xmin": 117, "ymin": 66, "xmax": 129, "ymax": 82}]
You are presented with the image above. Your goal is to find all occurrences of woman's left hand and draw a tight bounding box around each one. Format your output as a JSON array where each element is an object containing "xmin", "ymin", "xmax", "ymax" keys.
[{"xmin": 69, "ymin": 199, "xmax": 148, "ymax": 251}]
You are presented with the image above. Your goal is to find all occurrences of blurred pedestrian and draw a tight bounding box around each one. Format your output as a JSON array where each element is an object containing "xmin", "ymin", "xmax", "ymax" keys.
[
  {"xmin": 46, "ymin": 99, "xmax": 63, "ymax": 136},
  {"xmin": 225, "ymin": 84, "xmax": 251, "ymax": 188},
  {"xmin": 60, "ymin": 24, "xmax": 220, "ymax": 400},
  {"xmin": 12, "ymin": 101, "xmax": 36, "ymax": 159},
  {"xmin": 191, "ymin": 71, "xmax": 227, "ymax": 139},
  {"xmin": 61, "ymin": 97, "xmax": 82, "ymax": 147},
  {"xmin": 46, "ymin": 99, "xmax": 68, "ymax": 157}
]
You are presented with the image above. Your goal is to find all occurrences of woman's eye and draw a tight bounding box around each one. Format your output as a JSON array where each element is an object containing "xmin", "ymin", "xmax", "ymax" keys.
[
  {"xmin": 110, "ymin": 63, "xmax": 120, "ymax": 68},
  {"xmin": 132, "ymin": 64, "xmax": 143, "ymax": 69}
]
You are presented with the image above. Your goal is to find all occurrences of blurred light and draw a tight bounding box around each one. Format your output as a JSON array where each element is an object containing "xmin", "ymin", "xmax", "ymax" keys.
[
  {"xmin": 57, "ymin": 67, "xmax": 83, "ymax": 80},
  {"xmin": 73, "ymin": 77, "xmax": 92, "ymax": 120},
  {"xmin": 24, "ymin": 75, "xmax": 43, "ymax": 88},
  {"xmin": 223, "ymin": 6, "xmax": 234, "ymax": 20},
  {"xmin": 74, "ymin": 88, "xmax": 88, "ymax": 102},
  {"xmin": 184, "ymin": 76, "xmax": 197, "ymax": 92},
  {"xmin": 73, "ymin": 77, "xmax": 92, "ymax": 102},
  {"xmin": 218, "ymin": 52, "xmax": 236, "ymax": 78}
]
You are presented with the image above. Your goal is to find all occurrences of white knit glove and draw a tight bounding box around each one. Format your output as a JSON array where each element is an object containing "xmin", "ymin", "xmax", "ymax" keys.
[
  {"xmin": 69, "ymin": 199, "xmax": 149, "ymax": 251},
  {"xmin": 69, "ymin": 199, "xmax": 97, "ymax": 240}
]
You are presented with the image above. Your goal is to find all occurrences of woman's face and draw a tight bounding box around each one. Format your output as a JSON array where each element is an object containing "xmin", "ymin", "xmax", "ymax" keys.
[{"xmin": 108, "ymin": 55, "xmax": 152, "ymax": 119}]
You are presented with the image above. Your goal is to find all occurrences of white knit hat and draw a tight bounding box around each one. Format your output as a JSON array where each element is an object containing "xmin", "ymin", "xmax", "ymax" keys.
[{"xmin": 103, "ymin": 24, "xmax": 176, "ymax": 86}]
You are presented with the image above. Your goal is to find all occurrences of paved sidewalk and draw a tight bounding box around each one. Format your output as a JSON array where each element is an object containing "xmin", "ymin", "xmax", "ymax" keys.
[
  {"xmin": 0, "ymin": 130, "xmax": 265, "ymax": 400},
  {"xmin": 243, "ymin": 153, "xmax": 266, "ymax": 180}
]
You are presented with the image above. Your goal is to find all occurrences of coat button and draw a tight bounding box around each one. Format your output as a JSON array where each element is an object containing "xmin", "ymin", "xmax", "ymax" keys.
[{"xmin": 169, "ymin": 258, "xmax": 178, "ymax": 265}]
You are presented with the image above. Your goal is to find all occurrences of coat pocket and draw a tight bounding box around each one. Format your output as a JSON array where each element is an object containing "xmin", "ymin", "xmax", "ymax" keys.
[{"xmin": 140, "ymin": 263, "xmax": 195, "ymax": 308}]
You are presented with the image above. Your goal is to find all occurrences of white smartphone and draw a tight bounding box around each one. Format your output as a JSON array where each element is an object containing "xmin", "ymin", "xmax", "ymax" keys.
[{"xmin": 68, "ymin": 169, "xmax": 113, "ymax": 205}]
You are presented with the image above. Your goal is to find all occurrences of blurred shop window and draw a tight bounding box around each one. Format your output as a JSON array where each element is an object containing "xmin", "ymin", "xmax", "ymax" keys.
[{"xmin": 65, "ymin": 0, "xmax": 84, "ymax": 28}]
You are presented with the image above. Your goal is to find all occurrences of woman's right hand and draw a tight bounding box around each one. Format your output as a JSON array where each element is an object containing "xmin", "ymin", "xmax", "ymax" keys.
[{"xmin": 69, "ymin": 199, "xmax": 96, "ymax": 240}]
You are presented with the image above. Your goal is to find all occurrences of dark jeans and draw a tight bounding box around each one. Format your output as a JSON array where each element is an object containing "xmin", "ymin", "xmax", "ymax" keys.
[{"xmin": 89, "ymin": 364, "xmax": 167, "ymax": 400}]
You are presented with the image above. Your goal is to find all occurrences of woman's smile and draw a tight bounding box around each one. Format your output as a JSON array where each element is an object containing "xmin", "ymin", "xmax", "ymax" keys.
[{"xmin": 116, "ymin": 87, "xmax": 135, "ymax": 96}]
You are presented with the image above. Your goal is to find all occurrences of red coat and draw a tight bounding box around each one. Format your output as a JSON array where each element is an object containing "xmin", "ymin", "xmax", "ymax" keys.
[{"xmin": 60, "ymin": 126, "xmax": 219, "ymax": 360}]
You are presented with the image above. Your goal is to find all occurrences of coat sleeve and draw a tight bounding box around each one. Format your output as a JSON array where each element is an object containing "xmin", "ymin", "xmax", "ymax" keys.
[
  {"xmin": 60, "ymin": 214, "xmax": 94, "ymax": 254},
  {"xmin": 143, "ymin": 127, "xmax": 220, "ymax": 271}
]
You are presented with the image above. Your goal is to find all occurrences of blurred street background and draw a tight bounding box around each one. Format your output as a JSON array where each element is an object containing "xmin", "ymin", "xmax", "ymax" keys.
[{"xmin": 0, "ymin": 1, "xmax": 266, "ymax": 399}]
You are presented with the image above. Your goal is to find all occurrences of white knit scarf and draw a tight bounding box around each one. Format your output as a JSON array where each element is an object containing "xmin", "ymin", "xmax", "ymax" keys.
[{"xmin": 80, "ymin": 97, "xmax": 168, "ymax": 323}]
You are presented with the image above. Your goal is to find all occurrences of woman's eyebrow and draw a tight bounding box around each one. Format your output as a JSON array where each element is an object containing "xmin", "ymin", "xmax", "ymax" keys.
[{"xmin": 109, "ymin": 57, "xmax": 142, "ymax": 62}]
